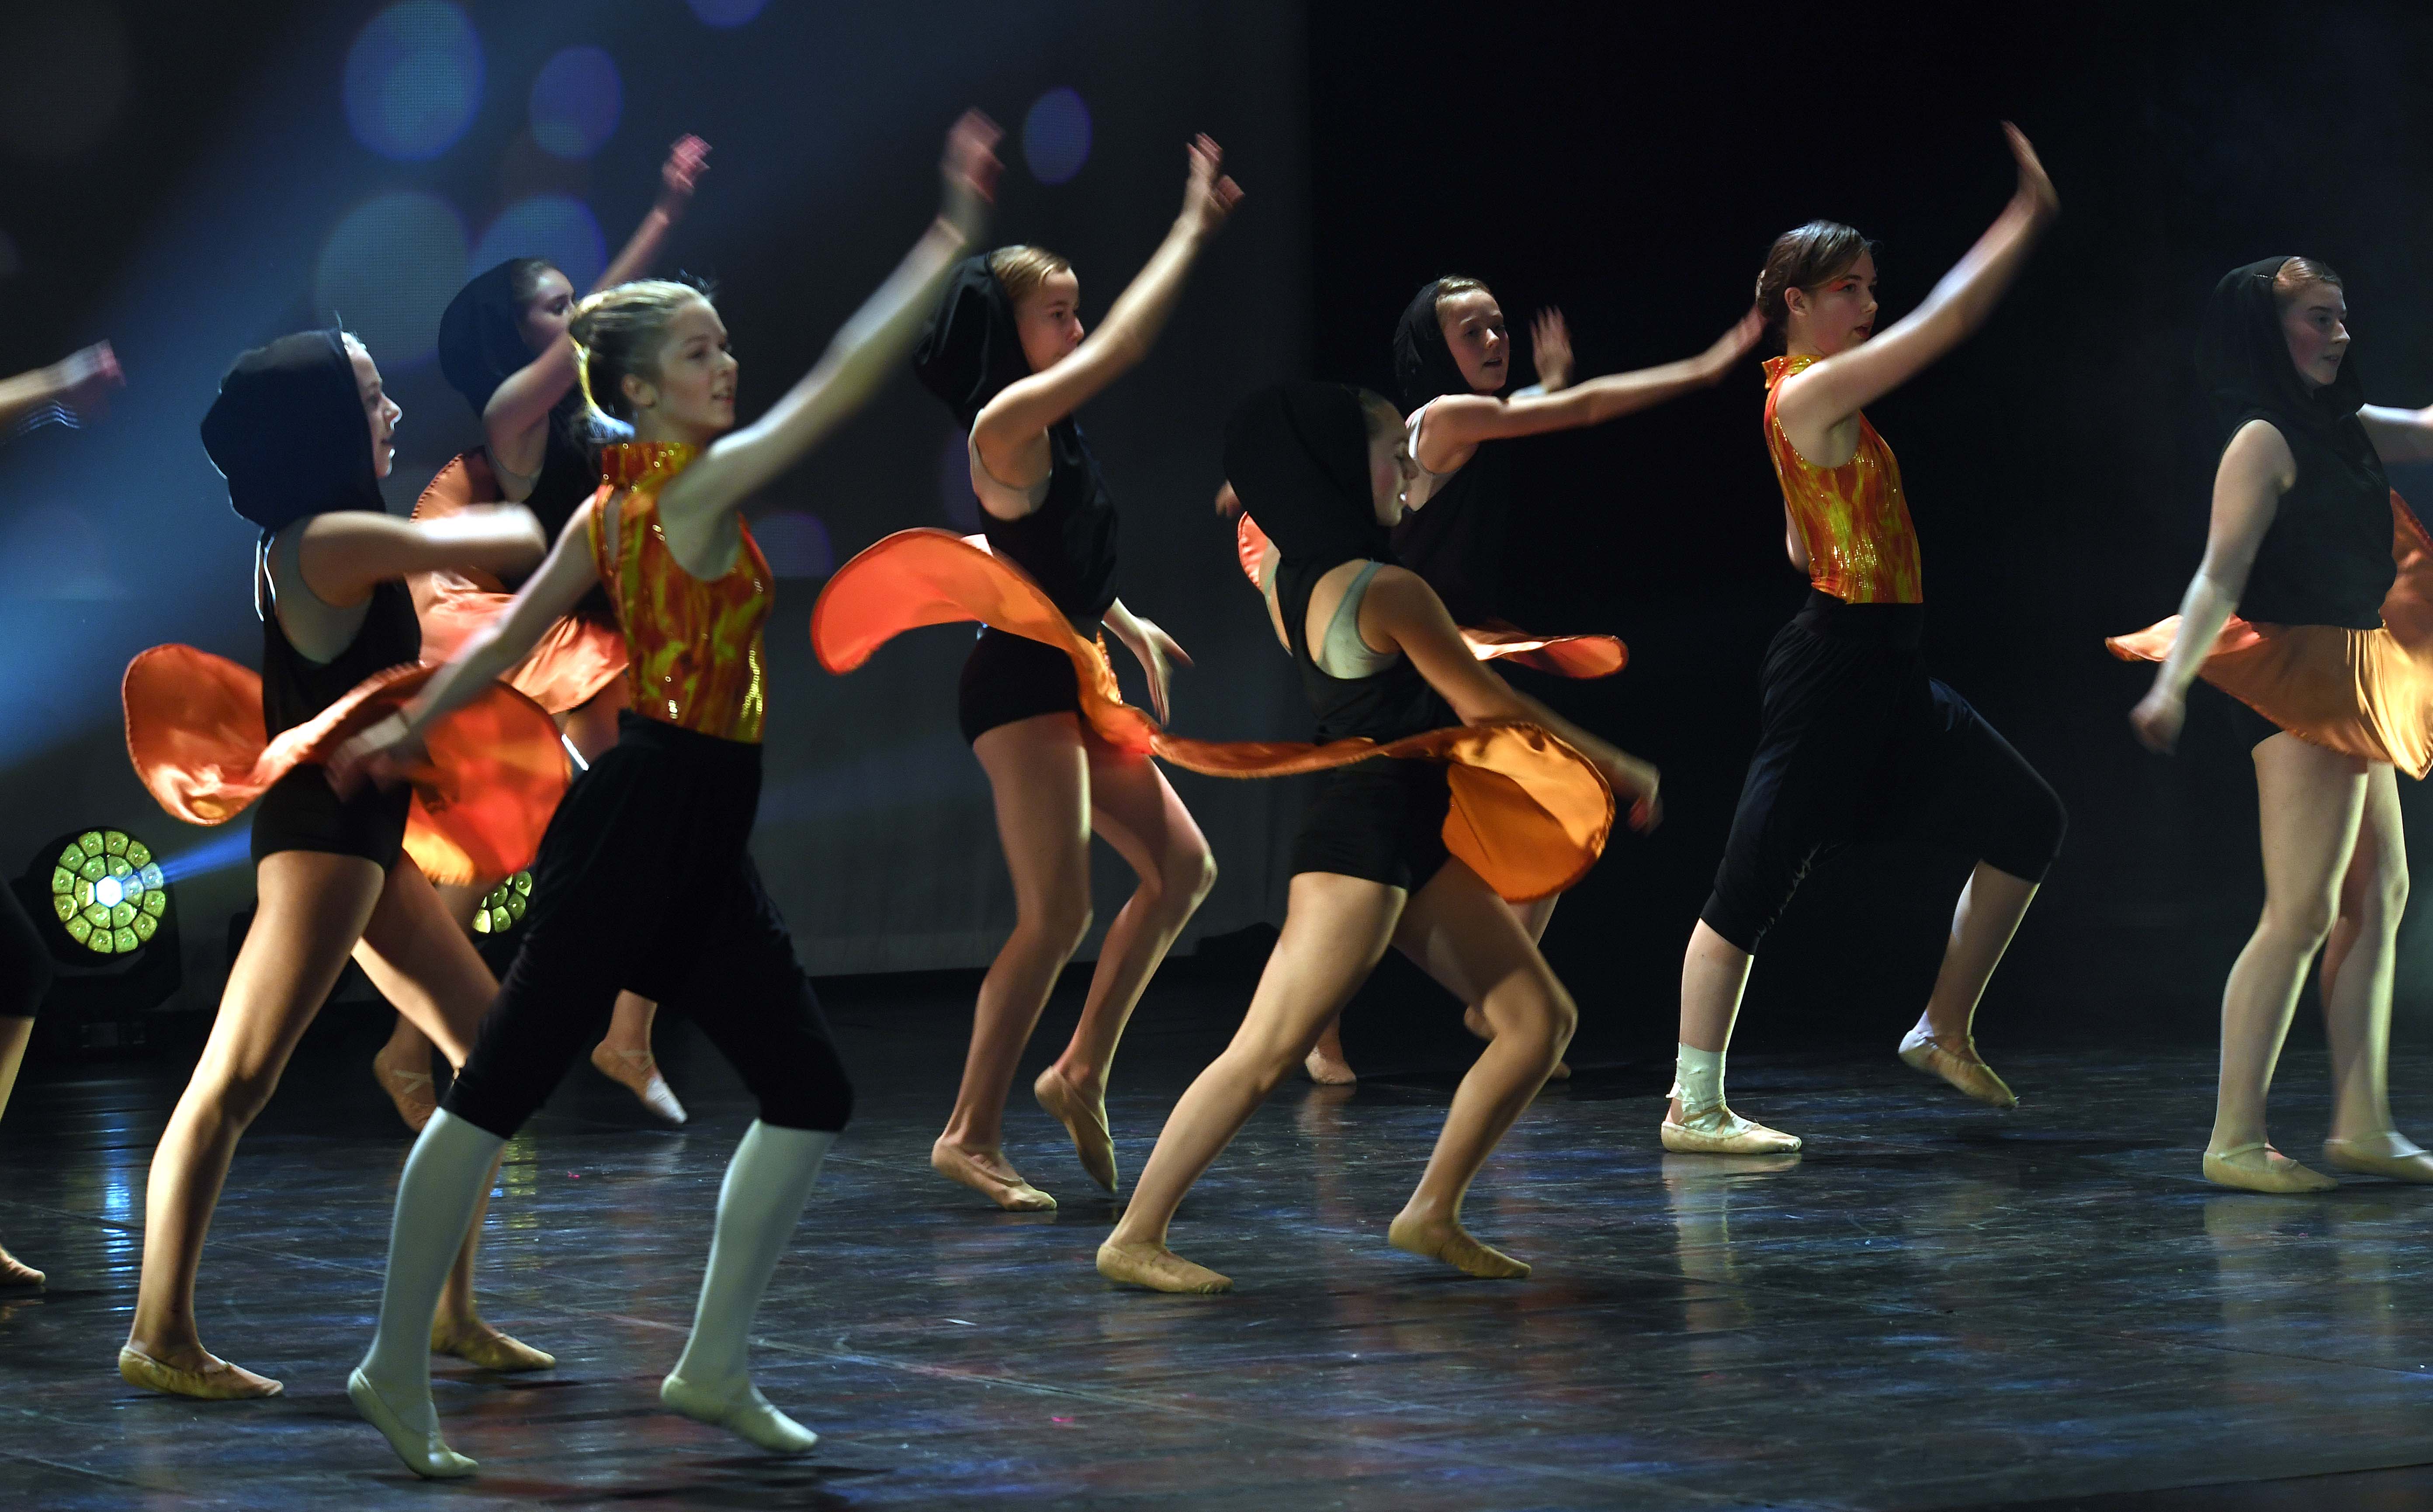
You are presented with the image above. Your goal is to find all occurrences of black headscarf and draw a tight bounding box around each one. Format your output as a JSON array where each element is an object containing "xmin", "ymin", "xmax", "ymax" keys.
[
  {"xmin": 913, "ymin": 253, "xmax": 1036, "ymax": 428},
  {"xmin": 2196, "ymin": 256, "xmax": 2372, "ymax": 459},
  {"xmin": 1393, "ymin": 278, "xmax": 1502, "ymax": 411},
  {"xmin": 1225, "ymin": 381, "xmax": 1387, "ymax": 579},
  {"xmin": 437, "ymin": 259, "xmax": 541, "ymax": 415},
  {"xmin": 200, "ymin": 330, "xmax": 384, "ymax": 535}
]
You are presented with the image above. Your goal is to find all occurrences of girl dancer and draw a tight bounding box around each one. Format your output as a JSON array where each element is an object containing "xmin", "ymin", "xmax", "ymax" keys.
[
  {"xmin": 1301, "ymin": 283, "xmax": 1760, "ymax": 1084},
  {"xmin": 908, "ymin": 135, "xmax": 1239, "ymax": 1210},
  {"xmin": 335, "ymin": 112, "xmax": 998, "ymax": 1477},
  {"xmin": 2116, "ymin": 258, "xmax": 2433, "ymax": 1192},
  {"xmin": 1667, "ymin": 125, "xmax": 2067, "ymax": 1156},
  {"xmin": 1096, "ymin": 380, "xmax": 1659, "ymax": 1293},
  {"xmin": 377, "ymin": 135, "xmax": 712, "ymax": 1129},
  {"xmin": 118, "ymin": 329, "xmax": 561, "ymax": 1397}
]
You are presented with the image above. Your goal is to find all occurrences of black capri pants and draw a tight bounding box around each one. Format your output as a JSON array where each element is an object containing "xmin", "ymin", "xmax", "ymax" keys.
[
  {"xmin": 1701, "ymin": 594, "xmax": 2066, "ymax": 954},
  {"xmin": 445, "ymin": 714, "xmax": 852, "ymax": 1138}
]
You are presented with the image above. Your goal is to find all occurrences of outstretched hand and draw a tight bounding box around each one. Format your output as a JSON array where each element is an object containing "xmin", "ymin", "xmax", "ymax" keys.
[
  {"xmin": 2003, "ymin": 121, "xmax": 2058, "ymax": 220},
  {"xmin": 1529, "ymin": 309, "xmax": 1573, "ymax": 392},
  {"xmin": 659, "ymin": 135, "xmax": 711, "ymax": 209},
  {"xmin": 1697, "ymin": 308, "xmax": 1765, "ymax": 383},
  {"xmin": 2128, "ymin": 685, "xmax": 2183, "ymax": 755},
  {"xmin": 1179, "ymin": 134, "xmax": 1244, "ymax": 238},
  {"xmin": 1121, "ymin": 616, "xmax": 1193, "ymax": 725},
  {"xmin": 53, "ymin": 341, "xmax": 123, "ymax": 422},
  {"xmin": 940, "ymin": 109, "xmax": 1003, "ymax": 237}
]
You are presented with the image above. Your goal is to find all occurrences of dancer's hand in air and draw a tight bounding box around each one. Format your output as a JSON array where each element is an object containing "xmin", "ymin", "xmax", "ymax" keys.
[
  {"xmin": 1529, "ymin": 310, "xmax": 1573, "ymax": 392},
  {"xmin": 1108, "ymin": 601, "xmax": 1192, "ymax": 724},
  {"xmin": 2005, "ymin": 120, "xmax": 2059, "ymax": 221},
  {"xmin": 659, "ymin": 135, "xmax": 712, "ymax": 215},
  {"xmin": 1178, "ymin": 134, "xmax": 1244, "ymax": 240},
  {"xmin": 2128, "ymin": 685, "xmax": 2186, "ymax": 755},
  {"xmin": 1608, "ymin": 753, "xmax": 1663, "ymax": 834},
  {"xmin": 1696, "ymin": 308, "xmax": 1765, "ymax": 384},
  {"xmin": 0, "ymin": 340, "xmax": 125, "ymax": 430},
  {"xmin": 940, "ymin": 108, "xmax": 1004, "ymax": 242},
  {"xmin": 325, "ymin": 714, "xmax": 427, "ymax": 798}
]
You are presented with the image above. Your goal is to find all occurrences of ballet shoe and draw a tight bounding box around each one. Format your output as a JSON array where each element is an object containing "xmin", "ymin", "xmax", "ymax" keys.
[
  {"xmin": 1897, "ymin": 1027, "xmax": 2017, "ymax": 1108},
  {"xmin": 2204, "ymin": 1142, "xmax": 2339, "ymax": 1194},
  {"xmin": 590, "ymin": 1045, "xmax": 687, "ymax": 1124},
  {"xmin": 1033, "ymin": 1066, "xmax": 1118, "ymax": 1193},
  {"xmin": 1386, "ymin": 1212, "xmax": 1530, "ymax": 1280},
  {"xmin": 118, "ymin": 1342, "xmax": 283, "ymax": 1400},
  {"xmin": 0, "ymin": 1242, "xmax": 44, "ymax": 1287},
  {"xmin": 2322, "ymin": 1131, "xmax": 2433, "ymax": 1183},
  {"xmin": 1095, "ymin": 1238, "xmax": 1232, "ymax": 1294},
  {"xmin": 1661, "ymin": 1100, "xmax": 1802, "ymax": 1155},
  {"xmin": 930, "ymin": 1139, "xmax": 1055, "ymax": 1211},
  {"xmin": 1303, "ymin": 1044, "xmax": 1357, "ymax": 1085},
  {"xmin": 373, "ymin": 1052, "xmax": 437, "ymax": 1133},
  {"xmin": 349, "ymin": 1367, "xmax": 476, "ymax": 1478},
  {"xmin": 661, "ymin": 1372, "xmax": 819, "ymax": 1453},
  {"xmin": 432, "ymin": 1318, "xmax": 557, "ymax": 1373},
  {"xmin": 1462, "ymin": 1005, "xmax": 1569, "ymax": 1080}
]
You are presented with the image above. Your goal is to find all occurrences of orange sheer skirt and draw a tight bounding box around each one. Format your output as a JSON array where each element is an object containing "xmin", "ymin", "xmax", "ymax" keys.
[
  {"xmin": 813, "ymin": 528, "xmax": 1615, "ymax": 902},
  {"xmin": 2108, "ymin": 491, "xmax": 2433, "ymax": 777}
]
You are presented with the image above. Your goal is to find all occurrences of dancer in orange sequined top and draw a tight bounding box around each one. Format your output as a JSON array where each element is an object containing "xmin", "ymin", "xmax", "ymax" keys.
[
  {"xmin": 1667, "ymin": 125, "xmax": 2068, "ymax": 1159},
  {"xmin": 330, "ymin": 113, "xmax": 1001, "ymax": 1481}
]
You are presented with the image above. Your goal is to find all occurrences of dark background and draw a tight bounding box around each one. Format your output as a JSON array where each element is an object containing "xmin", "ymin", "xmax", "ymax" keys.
[{"xmin": 7, "ymin": 0, "xmax": 2433, "ymax": 1070}]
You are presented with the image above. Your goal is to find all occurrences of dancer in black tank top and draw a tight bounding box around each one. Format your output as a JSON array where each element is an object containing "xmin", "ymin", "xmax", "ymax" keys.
[
  {"xmin": 118, "ymin": 330, "xmax": 555, "ymax": 1401},
  {"xmin": 904, "ymin": 135, "xmax": 1241, "ymax": 1211}
]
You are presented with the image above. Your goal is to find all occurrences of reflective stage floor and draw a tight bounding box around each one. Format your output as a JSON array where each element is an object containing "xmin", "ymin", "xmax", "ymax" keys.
[{"xmin": 4, "ymin": 971, "xmax": 2433, "ymax": 1510}]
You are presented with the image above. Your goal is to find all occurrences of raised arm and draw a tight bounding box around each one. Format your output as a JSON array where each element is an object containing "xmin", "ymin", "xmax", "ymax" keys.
[
  {"xmin": 2360, "ymin": 405, "xmax": 2433, "ymax": 465},
  {"xmin": 2128, "ymin": 421, "xmax": 2293, "ymax": 752},
  {"xmin": 1416, "ymin": 310, "xmax": 1760, "ymax": 463},
  {"xmin": 295, "ymin": 505, "xmax": 546, "ymax": 607},
  {"xmin": 596, "ymin": 135, "xmax": 709, "ymax": 293},
  {"xmin": 1774, "ymin": 124, "xmax": 2058, "ymax": 439},
  {"xmin": 971, "ymin": 135, "xmax": 1243, "ymax": 460},
  {"xmin": 0, "ymin": 342, "xmax": 121, "ymax": 432},
  {"xmin": 659, "ymin": 113, "xmax": 999, "ymax": 519}
]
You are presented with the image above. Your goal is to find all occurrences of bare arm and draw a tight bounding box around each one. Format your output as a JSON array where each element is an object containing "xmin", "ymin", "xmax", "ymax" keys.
[
  {"xmin": 1416, "ymin": 310, "xmax": 1761, "ymax": 464},
  {"xmin": 2129, "ymin": 421, "xmax": 2292, "ymax": 752},
  {"xmin": 1773, "ymin": 124, "xmax": 2058, "ymax": 442},
  {"xmin": 2360, "ymin": 404, "xmax": 2433, "ymax": 465},
  {"xmin": 970, "ymin": 135, "xmax": 1242, "ymax": 478},
  {"xmin": 1104, "ymin": 595, "xmax": 1192, "ymax": 723},
  {"xmin": 295, "ymin": 506, "xmax": 545, "ymax": 607},
  {"xmin": 0, "ymin": 342, "xmax": 121, "ymax": 431}
]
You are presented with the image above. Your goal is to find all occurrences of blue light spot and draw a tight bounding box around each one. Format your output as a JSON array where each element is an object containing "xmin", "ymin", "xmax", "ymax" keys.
[
  {"xmin": 529, "ymin": 45, "xmax": 620, "ymax": 160},
  {"xmin": 315, "ymin": 191, "xmax": 469, "ymax": 365},
  {"xmin": 1022, "ymin": 88, "xmax": 1092, "ymax": 186},
  {"xmin": 938, "ymin": 432, "xmax": 980, "ymax": 532},
  {"xmin": 753, "ymin": 512, "xmax": 834, "ymax": 579},
  {"xmin": 472, "ymin": 194, "xmax": 607, "ymax": 291},
  {"xmin": 155, "ymin": 827, "xmax": 254, "ymax": 887},
  {"xmin": 343, "ymin": 1, "xmax": 484, "ymax": 163},
  {"xmin": 686, "ymin": 0, "xmax": 767, "ymax": 25}
]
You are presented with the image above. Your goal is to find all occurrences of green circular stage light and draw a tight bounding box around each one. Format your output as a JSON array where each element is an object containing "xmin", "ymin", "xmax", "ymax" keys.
[
  {"xmin": 48, "ymin": 828, "xmax": 167, "ymax": 957},
  {"xmin": 471, "ymin": 870, "xmax": 533, "ymax": 936}
]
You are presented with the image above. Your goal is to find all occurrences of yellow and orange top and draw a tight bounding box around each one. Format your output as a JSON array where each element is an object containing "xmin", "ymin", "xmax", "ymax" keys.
[
  {"xmin": 1761, "ymin": 353, "xmax": 1924, "ymax": 604},
  {"xmin": 589, "ymin": 442, "xmax": 769, "ymax": 743}
]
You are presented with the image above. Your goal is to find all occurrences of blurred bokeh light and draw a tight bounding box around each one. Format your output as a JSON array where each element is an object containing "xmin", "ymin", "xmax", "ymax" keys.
[
  {"xmin": 471, "ymin": 194, "xmax": 607, "ymax": 292},
  {"xmin": 530, "ymin": 45, "xmax": 621, "ymax": 160},
  {"xmin": 686, "ymin": 0, "xmax": 769, "ymax": 27},
  {"xmin": 344, "ymin": 1, "xmax": 484, "ymax": 163},
  {"xmin": 1022, "ymin": 87, "xmax": 1092, "ymax": 185},
  {"xmin": 752, "ymin": 512, "xmax": 835, "ymax": 578},
  {"xmin": 0, "ymin": 7, "xmax": 129, "ymax": 162},
  {"xmin": 315, "ymin": 190, "xmax": 470, "ymax": 366}
]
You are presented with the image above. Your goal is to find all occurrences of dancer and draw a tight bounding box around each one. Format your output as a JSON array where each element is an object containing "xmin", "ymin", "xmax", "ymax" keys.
[
  {"xmin": 0, "ymin": 339, "xmax": 120, "ymax": 432},
  {"xmin": 375, "ymin": 134, "xmax": 712, "ymax": 1131},
  {"xmin": 908, "ymin": 134, "xmax": 1239, "ymax": 1210},
  {"xmin": 117, "ymin": 329, "xmax": 563, "ymax": 1398},
  {"xmin": 1667, "ymin": 124, "xmax": 2067, "ymax": 1156},
  {"xmin": 1300, "ymin": 282, "xmax": 1760, "ymax": 1084},
  {"xmin": 2116, "ymin": 257, "xmax": 2433, "ymax": 1192},
  {"xmin": 1095, "ymin": 380, "xmax": 1659, "ymax": 1293},
  {"xmin": 334, "ymin": 111, "xmax": 998, "ymax": 1478}
]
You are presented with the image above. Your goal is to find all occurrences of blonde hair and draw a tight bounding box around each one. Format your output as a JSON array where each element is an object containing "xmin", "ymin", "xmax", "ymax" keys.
[
  {"xmin": 568, "ymin": 277, "xmax": 716, "ymax": 422},
  {"xmin": 2272, "ymin": 256, "xmax": 2344, "ymax": 307},
  {"xmin": 988, "ymin": 245, "xmax": 1073, "ymax": 307}
]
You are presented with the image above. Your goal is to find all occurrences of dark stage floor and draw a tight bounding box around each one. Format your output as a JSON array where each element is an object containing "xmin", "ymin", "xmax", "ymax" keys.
[{"xmin": 4, "ymin": 972, "xmax": 2433, "ymax": 1511}]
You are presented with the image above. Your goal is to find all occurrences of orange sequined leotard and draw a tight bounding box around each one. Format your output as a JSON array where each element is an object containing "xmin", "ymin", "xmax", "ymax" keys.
[
  {"xmin": 588, "ymin": 442, "xmax": 770, "ymax": 743},
  {"xmin": 1761, "ymin": 353, "xmax": 1924, "ymax": 604}
]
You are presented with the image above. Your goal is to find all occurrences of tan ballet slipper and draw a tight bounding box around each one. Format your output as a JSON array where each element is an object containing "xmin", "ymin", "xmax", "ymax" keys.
[
  {"xmin": 1387, "ymin": 1211, "xmax": 1530, "ymax": 1280},
  {"xmin": 1898, "ymin": 1026, "xmax": 2017, "ymax": 1108},
  {"xmin": 1033, "ymin": 1066, "xmax": 1117, "ymax": 1193},
  {"xmin": 1303, "ymin": 1043, "xmax": 1357, "ymax": 1085},
  {"xmin": 2322, "ymin": 1132, "xmax": 2433, "ymax": 1183},
  {"xmin": 931, "ymin": 1139, "xmax": 1056, "ymax": 1211},
  {"xmin": 1095, "ymin": 1238, "xmax": 1231, "ymax": 1293},
  {"xmin": 432, "ymin": 1317, "xmax": 557, "ymax": 1372},
  {"xmin": 373, "ymin": 1048, "xmax": 437, "ymax": 1133},
  {"xmin": 590, "ymin": 1045, "xmax": 687, "ymax": 1124},
  {"xmin": 1661, "ymin": 1099, "xmax": 1802, "ymax": 1155},
  {"xmin": 118, "ymin": 1342, "xmax": 283, "ymax": 1399},
  {"xmin": 2204, "ymin": 1142, "xmax": 2338, "ymax": 1194}
]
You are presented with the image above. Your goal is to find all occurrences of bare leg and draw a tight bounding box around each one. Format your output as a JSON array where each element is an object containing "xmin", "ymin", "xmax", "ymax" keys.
[
  {"xmin": 0, "ymin": 1015, "xmax": 38, "ymax": 1285},
  {"xmin": 939, "ymin": 713, "xmax": 1092, "ymax": 1209},
  {"xmin": 1463, "ymin": 895, "xmax": 1570, "ymax": 1079},
  {"xmin": 2315, "ymin": 763, "xmax": 2430, "ymax": 1178},
  {"xmin": 1898, "ymin": 862, "xmax": 2039, "ymax": 1107},
  {"xmin": 590, "ymin": 993, "xmax": 683, "ymax": 1124},
  {"xmin": 1035, "ymin": 735, "xmax": 1214, "ymax": 1192},
  {"xmin": 2206, "ymin": 734, "xmax": 2365, "ymax": 1192}
]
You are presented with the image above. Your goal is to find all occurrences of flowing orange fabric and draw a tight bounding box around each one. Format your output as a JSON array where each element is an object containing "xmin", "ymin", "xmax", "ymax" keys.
[
  {"xmin": 813, "ymin": 528, "xmax": 1614, "ymax": 901},
  {"xmin": 1762, "ymin": 353, "xmax": 1924, "ymax": 604},
  {"xmin": 1233, "ymin": 514, "xmax": 1625, "ymax": 678},
  {"xmin": 409, "ymin": 450, "xmax": 627, "ymax": 713},
  {"xmin": 591, "ymin": 442, "xmax": 771, "ymax": 743},
  {"xmin": 122, "ymin": 646, "xmax": 568, "ymax": 884},
  {"xmin": 2108, "ymin": 491, "xmax": 2433, "ymax": 777}
]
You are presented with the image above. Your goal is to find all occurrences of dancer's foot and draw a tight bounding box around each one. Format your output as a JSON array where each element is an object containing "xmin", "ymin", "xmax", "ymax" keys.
[
  {"xmin": 1463, "ymin": 1004, "xmax": 1569, "ymax": 1080},
  {"xmin": 349, "ymin": 1367, "xmax": 475, "ymax": 1478},
  {"xmin": 431, "ymin": 1316, "xmax": 557, "ymax": 1373},
  {"xmin": 2204, "ymin": 1142, "xmax": 2338, "ymax": 1194},
  {"xmin": 1304, "ymin": 1042, "xmax": 1357, "ymax": 1085},
  {"xmin": 590, "ymin": 1044, "xmax": 687, "ymax": 1125},
  {"xmin": 1662, "ymin": 1098, "xmax": 1802, "ymax": 1155},
  {"xmin": 1095, "ymin": 1238, "xmax": 1231, "ymax": 1293},
  {"xmin": 118, "ymin": 1342, "xmax": 282, "ymax": 1399},
  {"xmin": 2322, "ymin": 1130, "xmax": 2433, "ymax": 1183},
  {"xmin": 1898, "ymin": 1024, "xmax": 2017, "ymax": 1108},
  {"xmin": 662, "ymin": 1372, "xmax": 819, "ymax": 1453},
  {"xmin": 1386, "ymin": 1211, "xmax": 1530, "ymax": 1280},
  {"xmin": 931, "ymin": 1139, "xmax": 1055, "ymax": 1211},
  {"xmin": 373, "ymin": 1046, "xmax": 437, "ymax": 1133},
  {"xmin": 0, "ymin": 1242, "xmax": 43, "ymax": 1287},
  {"xmin": 1033, "ymin": 1066, "xmax": 1117, "ymax": 1193}
]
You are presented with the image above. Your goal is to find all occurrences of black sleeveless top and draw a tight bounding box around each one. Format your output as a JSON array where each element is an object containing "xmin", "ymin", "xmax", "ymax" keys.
[
  {"xmin": 503, "ymin": 422, "xmax": 616, "ymax": 623},
  {"xmin": 260, "ymin": 572, "xmax": 421, "ymax": 739},
  {"xmin": 981, "ymin": 421, "xmax": 1119, "ymax": 625},
  {"xmin": 1277, "ymin": 557, "xmax": 1451, "ymax": 746},
  {"xmin": 2237, "ymin": 420, "xmax": 2395, "ymax": 630},
  {"xmin": 1390, "ymin": 432, "xmax": 1511, "ymax": 628}
]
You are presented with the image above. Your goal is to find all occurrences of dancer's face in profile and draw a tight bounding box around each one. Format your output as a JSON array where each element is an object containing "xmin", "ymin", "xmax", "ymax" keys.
[
  {"xmin": 2279, "ymin": 282, "xmax": 2350, "ymax": 391},
  {"xmin": 1435, "ymin": 288, "xmax": 1508, "ymax": 392},
  {"xmin": 1015, "ymin": 269, "xmax": 1085, "ymax": 372},
  {"xmin": 1785, "ymin": 249, "xmax": 1878, "ymax": 357},
  {"xmin": 518, "ymin": 267, "xmax": 577, "ymax": 355},
  {"xmin": 1368, "ymin": 415, "xmax": 1416, "ymax": 526},
  {"xmin": 344, "ymin": 334, "xmax": 401, "ymax": 480},
  {"xmin": 627, "ymin": 296, "xmax": 738, "ymax": 440}
]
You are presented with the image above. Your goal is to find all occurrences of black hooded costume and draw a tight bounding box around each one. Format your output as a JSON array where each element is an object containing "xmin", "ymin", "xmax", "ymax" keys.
[{"xmin": 1388, "ymin": 279, "xmax": 1517, "ymax": 627}]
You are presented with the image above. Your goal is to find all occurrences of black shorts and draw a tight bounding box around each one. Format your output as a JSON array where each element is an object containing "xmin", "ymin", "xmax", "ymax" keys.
[
  {"xmin": 957, "ymin": 627, "xmax": 1083, "ymax": 744},
  {"xmin": 249, "ymin": 763, "xmax": 410, "ymax": 869},
  {"xmin": 1289, "ymin": 758, "xmax": 1453, "ymax": 892}
]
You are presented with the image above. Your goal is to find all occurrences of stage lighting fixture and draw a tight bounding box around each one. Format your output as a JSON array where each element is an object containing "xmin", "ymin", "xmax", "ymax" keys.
[
  {"xmin": 472, "ymin": 870, "xmax": 533, "ymax": 937},
  {"xmin": 49, "ymin": 828, "xmax": 166, "ymax": 956},
  {"xmin": 15, "ymin": 827, "xmax": 184, "ymax": 1054}
]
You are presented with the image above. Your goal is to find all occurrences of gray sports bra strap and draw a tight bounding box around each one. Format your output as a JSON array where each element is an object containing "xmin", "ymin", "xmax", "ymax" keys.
[{"xmin": 1314, "ymin": 560, "xmax": 1399, "ymax": 680}]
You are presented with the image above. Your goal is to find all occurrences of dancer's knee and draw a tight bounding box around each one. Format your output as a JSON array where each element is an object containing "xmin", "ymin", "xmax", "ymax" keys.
[
  {"xmin": 1983, "ymin": 774, "xmax": 2067, "ymax": 880},
  {"xmin": 2258, "ymin": 892, "xmax": 2339, "ymax": 955},
  {"xmin": 1015, "ymin": 883, "xmax": 1093, "ymax": 958},
  {"xmin": 1158, "ymin": 841, "xmax": 1217, "ymax": 915},
  {"xmin": 759, "ymin": 1066, "xmax": 853, "ymax": 1134},
  {"xmin": 2349, "ymin": 857, "xmax": 2409, "ymax": 930}
]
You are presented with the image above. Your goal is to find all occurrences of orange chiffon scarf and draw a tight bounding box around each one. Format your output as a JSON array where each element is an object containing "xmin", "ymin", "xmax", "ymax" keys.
[{"xmin": 812, "ymin": 528, "xmax": 1615, "ymax": 902}]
